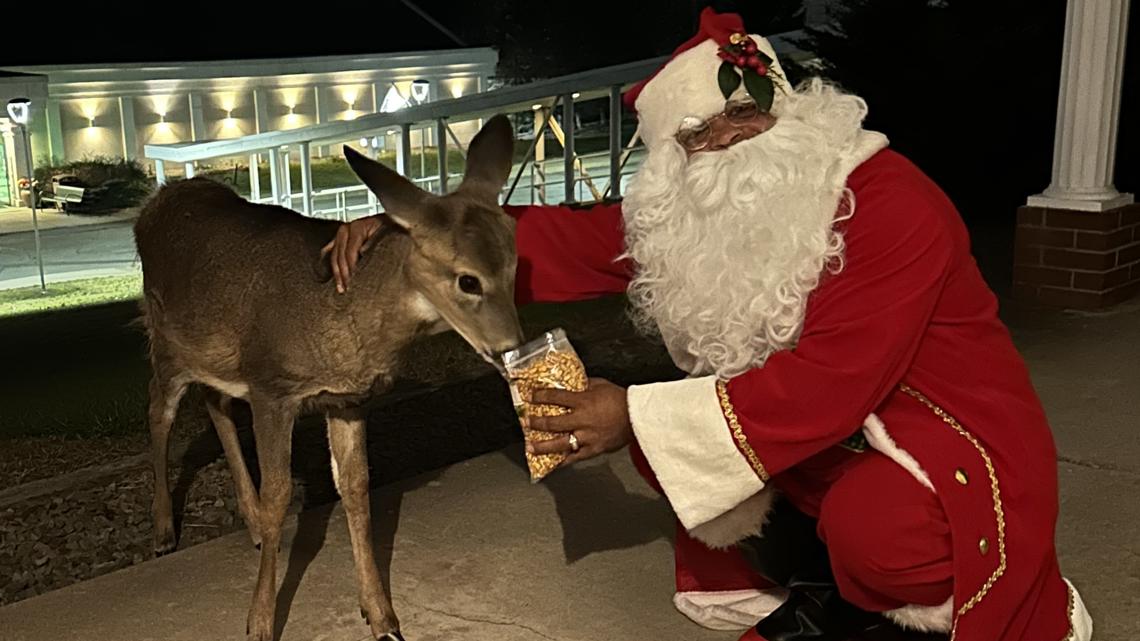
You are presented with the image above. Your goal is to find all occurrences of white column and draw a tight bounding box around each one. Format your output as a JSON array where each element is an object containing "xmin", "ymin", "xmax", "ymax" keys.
[
  {"xmin": 252, "ymin": 88, "xmax": 269, "ymax": 167},
  {"xmin": 313, "ymin": 86, "xmax": 328, "ymax": 158},
  {"xmin": 184, "ymin": 162, "xmax": 195, "ymax": 178},
  {"xmin": 155, "ymin": 160, "xmax": 166, "ymax": 185},
  {"xmin": 281, "ymin": 148, "xmax": 293, "ymax": 210},
  {"xmin": 118, "ymin": 97, "xmax": 137, "ymax": 160},
  {"xmin": 2, "ymin": 126, "xmax": 18, "ymax": 206},
  {"xmin": 253, "ymin": 88, "xmax": 269, "ymax": 134},
  {"xmin": 397, "ymin": 123, "xmax": 412, "ymax": 177},
  {"xmin": 45, "ymin": 101, "xmax": 64, "ymax": 164},
  {"xmin": 188, "ymin": 93, "xmax": 207, "ymax": 143},
  {"xmin": 9, "ymin": 122, "xmax": 32, "ymax": 178},
  {"xmin": 249, "ymin": 153, "xmax": 261, "ymax": 201},
  {"xmin": 268, "ymin": 148, "xmax": 281, "ymax": 204},
  {"xmin": 436, "ymin": 118, "xmax": 448, "ymax": 194},
  {"xmin": 1028, "ymin": 0, "xmax": 1133, "ymax": 212},
  {"xmin": 299, "ymin": 142, "xmax": 313, "ymax": 215}
]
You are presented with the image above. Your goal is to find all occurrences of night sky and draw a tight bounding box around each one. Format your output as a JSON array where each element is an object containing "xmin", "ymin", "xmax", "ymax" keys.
[
  {"xmin": 0, "ymin": 1, "xmax": 784, "ymax": 75},
  {"xmin": 0, "ymin": 1, "xmax": 686, "ymax": 67},
  {"xmin": 1, "ymin": 3, "xmax": 470, "ymax": 66}
]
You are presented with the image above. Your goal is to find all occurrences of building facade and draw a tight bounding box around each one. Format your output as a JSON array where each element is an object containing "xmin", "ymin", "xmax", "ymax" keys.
[{"xmin": 0, "ymin": 49, "xmax": 497, "ymax": 206}]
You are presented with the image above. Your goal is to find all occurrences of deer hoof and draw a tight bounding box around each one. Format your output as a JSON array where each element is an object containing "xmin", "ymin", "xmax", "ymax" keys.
[{"xmin": 153, "ymin": 533, "xmax": 177, "ymax": 557}]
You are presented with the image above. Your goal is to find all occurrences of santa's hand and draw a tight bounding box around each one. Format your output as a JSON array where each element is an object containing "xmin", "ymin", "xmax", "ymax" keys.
[
  {"xmin": 525, "ymin": 378, "xmax": 632, "ymax": 466},
  {"xmin": 320, "ymin": 215, "xmax": 382, "ymax": 293}
]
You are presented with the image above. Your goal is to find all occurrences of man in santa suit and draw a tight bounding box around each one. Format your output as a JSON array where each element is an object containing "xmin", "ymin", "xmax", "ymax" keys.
[{"xmin": 324, "ymin": 9, "xmax": 1092, "ymax": 641}]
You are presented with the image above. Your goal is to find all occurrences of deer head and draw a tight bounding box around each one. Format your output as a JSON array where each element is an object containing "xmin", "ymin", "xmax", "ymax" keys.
[{"xmin": 343, "ymin": 115, "xmax": 524, "ymax": 361}]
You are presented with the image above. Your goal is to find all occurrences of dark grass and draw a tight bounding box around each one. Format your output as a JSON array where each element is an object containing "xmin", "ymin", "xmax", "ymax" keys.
[{"xmin": 0, "ymin": 301, "xmax": 151, "ymax": 440}]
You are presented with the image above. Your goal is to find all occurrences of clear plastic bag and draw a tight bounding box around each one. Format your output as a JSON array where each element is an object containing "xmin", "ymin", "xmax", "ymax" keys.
[{"xmin": 501, "ymin": 328, "xmax": 588, "ymax": 482}]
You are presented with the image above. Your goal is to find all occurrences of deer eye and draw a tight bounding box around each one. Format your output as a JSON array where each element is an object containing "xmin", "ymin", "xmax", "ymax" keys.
[{"xmin": 457, "ymin": 275, "xmax": 483, "ymax": 296}]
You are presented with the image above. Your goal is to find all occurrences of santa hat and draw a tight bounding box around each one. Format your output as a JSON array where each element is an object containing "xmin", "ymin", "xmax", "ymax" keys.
[{"xmin": 625, "ymin": 8, "xmax": 787, "ymax": 149}]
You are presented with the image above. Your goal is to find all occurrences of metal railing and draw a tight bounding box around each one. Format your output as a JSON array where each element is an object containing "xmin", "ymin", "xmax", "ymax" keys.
[
  {"xmin": 243, "ymin": 147, "xmax": 648, "ymax": 221},
  {"xmin": 144, "ymin": 32, "xmax": 799, "ymax": 213},
  {"xmin": 145, "ymin": 57, "xmax": 667, "ymax": 213}
]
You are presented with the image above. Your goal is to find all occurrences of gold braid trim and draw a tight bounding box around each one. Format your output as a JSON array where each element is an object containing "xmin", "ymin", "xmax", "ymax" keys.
[
  {"xmin": 1061, "ymin": 583, "xmax": 1077, "ymax": 641},
  {"xmin": 715, "ymin": 380, "xmax": 770, "ymax": 482},
  {"xmin": 900, "ymin": 384, "xmax": 1007, "ymax": 641}
]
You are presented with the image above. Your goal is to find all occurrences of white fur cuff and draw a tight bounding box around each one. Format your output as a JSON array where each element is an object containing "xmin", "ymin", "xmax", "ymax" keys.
[
  {"xmin": 884, "ymin": 598, "xmax": 952, "ymax": 633},
  {"xmin": 689, "ymin": 487, "xmax": 777, "ymax": 549},
  {"xmin": 628, "ymin": 376, "xmax": 766, "ymax": 530}
]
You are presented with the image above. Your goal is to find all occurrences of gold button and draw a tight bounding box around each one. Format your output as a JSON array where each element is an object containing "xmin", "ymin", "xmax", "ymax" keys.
[
  {"xmin": 979, "ymin": 537, "xmax": 990, "ymax": 555},
  {"xmin": 955, "ymin": 468, "xmax": 969, "ymax": 485}
]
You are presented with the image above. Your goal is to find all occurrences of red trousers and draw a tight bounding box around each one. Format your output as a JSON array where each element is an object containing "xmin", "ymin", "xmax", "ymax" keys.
[
  {"xmin": 635, "ymin": 443, "xmax": 955, "ymax": 614},
  {"xmin": 784, "ymin": 448, "xmax": 954, "ymax": 611}
]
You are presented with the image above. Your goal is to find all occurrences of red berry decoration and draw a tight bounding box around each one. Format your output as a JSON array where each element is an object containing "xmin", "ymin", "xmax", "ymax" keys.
[
  {"xmin": 745, "ymin": 41, "xmax": 758, "ymax": 54},
  {"xmin": 747, "ymin": 56, "xmax": 761, "ymax": 69},
  {"xmin": 756, "ymin": 62, "xmax": 768, "ymax": 75},
  {"xmin": 736, "ymin": 55, "xmax": 747, "ymax": 67}
]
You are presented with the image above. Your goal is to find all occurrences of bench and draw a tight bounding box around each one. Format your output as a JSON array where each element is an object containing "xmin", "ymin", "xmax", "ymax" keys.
[{"xmin": 40, "ymin": 184, "xmax": 85, "ymax": 213}]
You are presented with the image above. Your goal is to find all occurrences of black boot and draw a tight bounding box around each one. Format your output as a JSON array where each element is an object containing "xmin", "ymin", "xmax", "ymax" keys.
[{"xmin": 737, "ymin": 498, "xmax": 880, "ymax": 641}]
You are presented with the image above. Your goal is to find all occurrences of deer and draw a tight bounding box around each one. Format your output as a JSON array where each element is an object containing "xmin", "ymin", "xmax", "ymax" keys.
[{"xmin": 134, "ymin": 115, "xmax": 524, "ymax": 641}]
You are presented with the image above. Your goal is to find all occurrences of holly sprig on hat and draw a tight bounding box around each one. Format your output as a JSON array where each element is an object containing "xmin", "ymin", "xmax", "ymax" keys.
[{"xmin": 717, "ymin": 33, "xmax": 783, "ymax": 111}]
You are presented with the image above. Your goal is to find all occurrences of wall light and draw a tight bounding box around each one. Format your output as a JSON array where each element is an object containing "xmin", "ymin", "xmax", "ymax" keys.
[
  {"xmin": 150, "ymin": 95, "xmax": 172, "ymax": 117},
  {"xmin": 448, "ymin": 79, "xmax": 466, "ymax": 99}
]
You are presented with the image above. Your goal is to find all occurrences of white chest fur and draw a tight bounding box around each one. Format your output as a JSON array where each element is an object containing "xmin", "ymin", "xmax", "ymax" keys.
[{"xmin": 407, "ymin": 292, "xmax": 442, "ymax": 324}]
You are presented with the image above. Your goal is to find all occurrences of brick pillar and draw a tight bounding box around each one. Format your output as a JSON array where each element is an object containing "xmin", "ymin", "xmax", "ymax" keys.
[{"xmin": 1014, "ymin": 205, "xmax": 1140, "ymax": 308}]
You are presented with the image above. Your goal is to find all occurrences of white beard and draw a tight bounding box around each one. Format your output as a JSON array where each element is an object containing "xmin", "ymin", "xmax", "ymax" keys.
[{"xmin": 622, "ymin": 80, "xmax": 871, "ymax": 379}]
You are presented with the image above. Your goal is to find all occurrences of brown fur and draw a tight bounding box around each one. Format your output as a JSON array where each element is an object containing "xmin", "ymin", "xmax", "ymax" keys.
[{"xmin": 135, "ymin": 116, "xmax": 522, "ymax": 641}]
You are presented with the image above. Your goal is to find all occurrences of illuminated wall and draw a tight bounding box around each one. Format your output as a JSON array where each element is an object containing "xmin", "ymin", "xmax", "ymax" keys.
[
  {"xmin": 61, "ymin": 98, "xmax": 122, "ymax": 160},
  {"xmin": 2, "ymin": 50, "xmax": 497, "ymax": 172}
]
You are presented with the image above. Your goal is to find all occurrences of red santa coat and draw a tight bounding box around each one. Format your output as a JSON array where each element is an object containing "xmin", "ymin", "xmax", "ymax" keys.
[{"xmin": 504, "ymin": 149, "xmax": 1090, "ymax": 641}]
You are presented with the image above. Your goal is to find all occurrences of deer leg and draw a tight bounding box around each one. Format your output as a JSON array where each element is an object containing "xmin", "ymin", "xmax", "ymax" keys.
[
  {"xmin": 246, "ymin": 397, "xmax": 296, "ymax": 641},
  {"xmin": 148, "ymin": 372, "xmax": 188, "ymax": 556},
  {"xmin": 205, "ymin": 390, "xmax": 263, "ymax": 549},
  {"xmin": 328, "ymin": 412, "xmax": 401, "ymax": 640}
]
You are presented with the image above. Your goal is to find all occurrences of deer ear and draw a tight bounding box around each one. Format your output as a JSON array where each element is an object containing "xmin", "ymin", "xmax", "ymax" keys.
[
  {"xmin": 457, "ymin": 114, "xmax": 514, "ymax": 204},
  {"xmin": 343, "ymin": 146, "xmax": 428, "ymax": 230}
]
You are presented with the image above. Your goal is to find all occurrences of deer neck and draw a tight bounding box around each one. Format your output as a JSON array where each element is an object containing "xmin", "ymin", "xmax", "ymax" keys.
[{"xmin": 341, "ymin": 231, "xmax": 438, "ymax": 358}]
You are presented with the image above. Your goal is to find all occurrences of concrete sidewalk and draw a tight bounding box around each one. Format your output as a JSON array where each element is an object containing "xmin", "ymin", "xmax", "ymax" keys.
[
  {"xmin": 0, "ymin": 301, "xmax": 1136, "ymax": 641},
  {"xmin": 0, "ymin": 449, "xmax": 726, "ymax": 641},
  {"xmin": 0, "ymin": 207, "xmax": 137, "ymax": 235}
]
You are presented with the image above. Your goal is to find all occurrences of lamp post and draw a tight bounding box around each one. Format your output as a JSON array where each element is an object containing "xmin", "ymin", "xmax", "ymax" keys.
[
  {"xmin": 7, "ymin": 98, "xmax": 45, "ymax": 293},
  {"xmin": 410, "ymin": 79, "xmax": 430, "ymax": 106}
]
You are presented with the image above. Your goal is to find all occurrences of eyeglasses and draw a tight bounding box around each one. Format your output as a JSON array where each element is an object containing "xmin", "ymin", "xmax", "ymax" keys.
[{"xmin": 676, "ymin": 98, "xmax": 762, "ymax": 153}]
